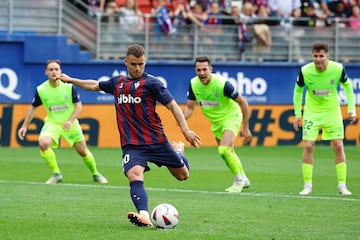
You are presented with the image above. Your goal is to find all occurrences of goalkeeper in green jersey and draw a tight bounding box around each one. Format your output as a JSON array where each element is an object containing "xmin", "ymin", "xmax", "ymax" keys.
[
  {"xmin": 17, "ymin": 60, "xmax": 108, "ymax": 184},
  {"xmin": 293, "ymin": 42, "xmax": 357, "ymax": 195},
  {"xmin": 183, "ymin": 56, "xmax": 252, "ymax": 193}
]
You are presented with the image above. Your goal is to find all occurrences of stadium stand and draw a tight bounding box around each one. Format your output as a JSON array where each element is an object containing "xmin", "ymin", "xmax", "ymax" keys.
[{"xmin": 1, "ymin": 0, "xmax": 360, "ymax": 62}]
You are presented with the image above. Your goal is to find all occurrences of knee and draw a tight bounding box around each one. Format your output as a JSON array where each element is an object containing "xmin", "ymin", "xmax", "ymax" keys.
[
  {"xmin": 39, "ymin": 141, "xmax": 51, "ymax": 152},
  {"xmin": 331, "ymin": 140, "xmax": 344, "ymax": 152},
  {"xmin": 218, "ymin": 146, "xmax": 231, "ymax": 158},
  {"xmin": 74, "ymin": 142, "xmax": 88, "ymax": 156},
  {"xmin": 303, "ymin": 142, "xmax": 315, "ymax": 153},
  {"xmin": 177, "ymin": 171, "xmax": 189, "ymax": 181},
  {"xmin": 126, "ymin": 166, "xmax": 145, "ymax": 182}
]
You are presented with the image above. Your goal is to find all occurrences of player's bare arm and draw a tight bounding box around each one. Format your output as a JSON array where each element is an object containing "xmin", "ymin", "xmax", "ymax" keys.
[
  {"xmin": 18, "ymin": 105, "xmax": 37, "ymax": 140},
  {"xmin": 235, "ymin": 95, "xmax": 252, "ymax": 143},
  {"xmin": 293, "ymin": 117, "xmax": 303, "ymax": 131},
  {"xmin": 166, "ymin": 100, "xmax": 201, "ymax": 148},
  {"xmin": 56, "ymin": 73, "xmax": 101, "ymax": 91},
  {"xmin": 183, "ymin": 100, "xmax": 196, "ymax": 119},
  {"xmin": 63, "ymin": 101, "xmax": 82, "ymax": 130}
]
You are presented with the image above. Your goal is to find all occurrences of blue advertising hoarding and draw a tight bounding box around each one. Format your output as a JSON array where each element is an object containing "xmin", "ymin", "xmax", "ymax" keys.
[{"xmin": 1, "ymin": 60, "xmax": 360, "ymax": 105}]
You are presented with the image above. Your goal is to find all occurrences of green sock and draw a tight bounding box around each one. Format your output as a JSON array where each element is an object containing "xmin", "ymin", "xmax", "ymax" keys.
[
  {"xmin": 40, "ymin": 148, "xmax": 60, "ymax": 174},
  {"xmin": 302, "ymin": 163, "xmax": 313, "ymax": 184},
  {"xmin": 336, "ymin": 162, "xmax": 347, "ymax": 184},
  {"xmin": 82, "ymin": 151, "xmax": 98, "ymax": 175},
  {"xmin": 218, "ymin": 146, "xmax": 244, "ymax": 175}
]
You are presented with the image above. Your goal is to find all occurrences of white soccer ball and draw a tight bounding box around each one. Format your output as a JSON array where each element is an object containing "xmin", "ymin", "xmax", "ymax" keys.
[{"xmin": 151, "ymin": 203, "xmax": 179, "ymax": 229}]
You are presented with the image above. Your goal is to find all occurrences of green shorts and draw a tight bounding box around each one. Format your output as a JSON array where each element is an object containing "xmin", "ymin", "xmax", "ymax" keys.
[
  {"xmin": 211, "ymin": 114, "xmax": 242, "ymax": 140},
  {"xmin": 302, "ymin": 107, "xmax": 344, "ymax": 141},
  {"xmin": 39, "ymin": 119, "xmax": 85, "ymax": 148}
]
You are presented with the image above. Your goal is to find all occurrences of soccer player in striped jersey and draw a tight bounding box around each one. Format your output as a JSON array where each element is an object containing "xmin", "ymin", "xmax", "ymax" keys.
[
  {"xmin": 183, "ymin": 56, "xmax": 252, "ymax": 193},
  {"xmin": 18, "ymin": 60, "xmax": 108, "ymax": 184},
  {"xmin": 56, "ymin": 44, "xmax": 201, "ymax": 227},
  {"xmin": 293, "ymin": 41, "xmax": 357, "ymax": 195}
]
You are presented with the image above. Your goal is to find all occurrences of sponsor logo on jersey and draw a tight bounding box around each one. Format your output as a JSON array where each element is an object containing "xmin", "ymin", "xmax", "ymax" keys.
[
  {"xmin": 312, "ymin": 89, "xmax": 331, "ymax": 96},
  {"xmin": 48, "ymin": 104, "xmax": 69, "ymax": 112},
  {"xmin": 117, "ymin": 94, "xmax": 141, "ymax": 104},
  {"xmin": 198, "ymin": 100, "xmax": 219, "ymax": 107}
]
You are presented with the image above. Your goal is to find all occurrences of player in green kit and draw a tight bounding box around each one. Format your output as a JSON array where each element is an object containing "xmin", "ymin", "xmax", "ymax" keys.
[
  {"xmin": 18, "ymin": 60, "xmax": 108, "ymax": 184},
  {"xmin": 293, "ymin": 42, "xmax": 357, "ymax": 195},
  {"xmin": 183, "ymin": 56, "xmax": 252, "ymax": 193}
]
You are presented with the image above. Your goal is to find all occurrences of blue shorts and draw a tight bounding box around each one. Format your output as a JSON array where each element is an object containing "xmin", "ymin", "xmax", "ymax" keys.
[{"xmin": 121, "ymin": 142, "xmax": 185, "ymax": 174}]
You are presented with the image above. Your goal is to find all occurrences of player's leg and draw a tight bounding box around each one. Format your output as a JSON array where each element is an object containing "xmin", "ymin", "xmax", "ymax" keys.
[
  {"xmin": 123, "ymin": 147, "xmax": 153, "ymax": 227},
  {"xmin": 300, "ymin": 140, "xmax": 315, "ymax": 195},
  {"xmin": 217, "ymin": 128, "xmax": 248, "ymax": 193},
  {"xmin": 299, "ymin": 112, "xmax": 321, "ymax": 195},
  {"xmin": 171, "ymin": 141, "xmax": 190, "ymax": 170},
  {"xmin": 64, "ymin": 121, "xmax": 107, "ymax": 183},
  {"xmin": 331, "ymin": 139, "xmax": 351, "ymax": 194},
  {"xmin": 126, "ymin": 166, "xmax": 153, "ymax": 227},
  {"xmin": 39, "ymin": 122, "xmax": 62, "ymax": 184},
  {"xmin": 322, "ymin": 110, "xmax": 351, "ymax": 195}
]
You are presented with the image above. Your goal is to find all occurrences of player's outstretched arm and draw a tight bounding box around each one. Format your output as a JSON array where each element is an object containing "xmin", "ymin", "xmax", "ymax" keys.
[{"xmin": 56, "ymin": 73, "xmax": 100, "ymax": 91}]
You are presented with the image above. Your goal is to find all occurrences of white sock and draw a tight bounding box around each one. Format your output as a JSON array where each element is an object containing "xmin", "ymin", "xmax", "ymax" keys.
[{"xmin": 139, "ymin": 210, "xmax": 150, "ymax": 219}]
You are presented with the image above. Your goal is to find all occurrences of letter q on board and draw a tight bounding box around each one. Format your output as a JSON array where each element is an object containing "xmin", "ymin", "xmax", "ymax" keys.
[{"xmin": 0, "ymin": 68, "xmax": 21, "ymax": 100}]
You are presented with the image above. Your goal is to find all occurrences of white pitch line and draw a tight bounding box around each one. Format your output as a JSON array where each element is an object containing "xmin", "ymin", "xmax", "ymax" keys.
[{"xmin": 0, "ymin": 179, "xmax": 359, "ymax": 202}]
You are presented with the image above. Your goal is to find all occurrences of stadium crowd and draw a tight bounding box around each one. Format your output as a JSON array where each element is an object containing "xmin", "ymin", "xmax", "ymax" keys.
[
  {"xmin": 78, "ymin": 0, "xmax": 360, "ymax": 28},
  {"xmin": 67, "ymin": 0, "xmax": 360, "ymax": 61}
]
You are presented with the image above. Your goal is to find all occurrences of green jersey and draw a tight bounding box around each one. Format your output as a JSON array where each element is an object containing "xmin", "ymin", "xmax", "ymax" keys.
[
  {"xmin": 188, "ymin": 74, "xmax": 241, "ymax": 125},
  {"xmin": 36, "ymin": 80, "xmax": 78, "ymax": 124},
  {"xmin": 293, "ymin": 60, "xmax": 355, "ymax": 117}
]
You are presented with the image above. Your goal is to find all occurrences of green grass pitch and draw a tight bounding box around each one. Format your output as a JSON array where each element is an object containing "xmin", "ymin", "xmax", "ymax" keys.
[{"xmin": 0, "ymin": 146, "xmax": 359, "ymax": 240}]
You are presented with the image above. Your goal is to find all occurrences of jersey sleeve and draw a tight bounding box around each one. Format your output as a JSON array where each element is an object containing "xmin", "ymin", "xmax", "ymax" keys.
[
  {"xmin": 340, "ymin": 70, "xmax": 356, "ymax": 115},
  {"xmin": 293, "ymin": 71, "xmax": 304, "ymax": 117},
  {"xmin": 151, "ymin": 77, "xmax": 173, "ymax": 105},
  {"xmin": 99, "ymin": 76, "xmax": 117, "ymax": 95},
  {"xmin": 72, "ymin": 86, "xmax": 80, "ymax": 103},
  {"xmin": 187, "ymin": 84, "xmax": 196, "ymax": 100},
  {"xmin": 31, "ymin": 90, "xmax": 42, "ymax": 107},
  {"xmin": 223, "ymin": 81, "xmax": 239, "ymax": 100}
]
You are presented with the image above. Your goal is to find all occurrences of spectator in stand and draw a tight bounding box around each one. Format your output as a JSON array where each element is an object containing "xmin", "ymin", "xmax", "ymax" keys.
[
  {"xmin": 223, "ymin": 4, "xmax": 241, "ymax": 25},
  {"xmin": 187, "ymin": 1, "xmax": 208, "ymax": 28},
  {"xmin": 255, "ymin": 3, "xmax": 279, "ymax": 25},
  {"xmin": 243, "ymin": 0, "xmax": 270, "ymax": 14},
  {"xmin": 239, "ymin": 2, "xmax": 272, "ymax": 55},
  {"xmin": 195, "ymin": 0, "xmax": 210, "ymax": 11},
  {"xmin": 102, "ymin": 0, "xmax": 120, "ymax": 23},
  {"xmin": 205, "ymin": 1, "xmax": 224, "ymax": 30},
  {"xmin": 294, "ymin": 2, "xmax": 327, "ymax": 26},
  {"xmin": 268, "ymin": 0, "xmax": 302, "ymax": 21},
  {"xmin": 204, "ymin": 1, "xmax": 225, "ymax": 48},
  {"xmin": 172, "ymin": 0, "xmax": 192, "ymax": 42},
  {"xmin": 87, "ymin": 0, "xmax": 106, "ymax": 17},
  {"xmin": 101, "ymin": 0, "xmax": 121, "ymax": 51},
  {"xmin": 151, "ymin": 0, "xmax": 176, "ymax": 35},
  {"xmin": 322, "ymin": 0, "xmax": 355, "ymax": 17},
  {"xmin": 119, "ymin": 0, "xmax": 144, "ymax": 32},
  {"xmin": 349, "ymin": 5, "xmax": 360, "ymax": 29},
  {"xmin": 329, "ymin": 1, "xmax": 352, "ymax": 26}
]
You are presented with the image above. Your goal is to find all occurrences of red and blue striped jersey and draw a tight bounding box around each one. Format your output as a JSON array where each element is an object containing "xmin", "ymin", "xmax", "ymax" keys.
[{"xmin": 99, "ymin": 72, "xmax": 174, "ymax": 147}]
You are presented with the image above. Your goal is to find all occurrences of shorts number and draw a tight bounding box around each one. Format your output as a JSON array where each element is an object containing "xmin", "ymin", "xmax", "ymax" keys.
[
  {"xmin": 303, "ymin": 120, "xmax": 313, "ymax": 130},
  {"xmin": 122, "ymin": 154, "xmax": 130, "ymax": 167}
]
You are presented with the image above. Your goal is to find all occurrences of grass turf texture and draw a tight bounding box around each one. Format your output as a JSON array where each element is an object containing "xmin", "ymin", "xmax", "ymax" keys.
[{"xmin": 0, "ymin": 146, "xmax": 359, "ymax": 240}]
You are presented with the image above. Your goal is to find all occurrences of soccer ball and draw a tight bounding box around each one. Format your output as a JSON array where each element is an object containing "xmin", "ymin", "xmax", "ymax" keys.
[{"xmin": 151, "ymin": 203, "xmax": 179, "ymax": 229}]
